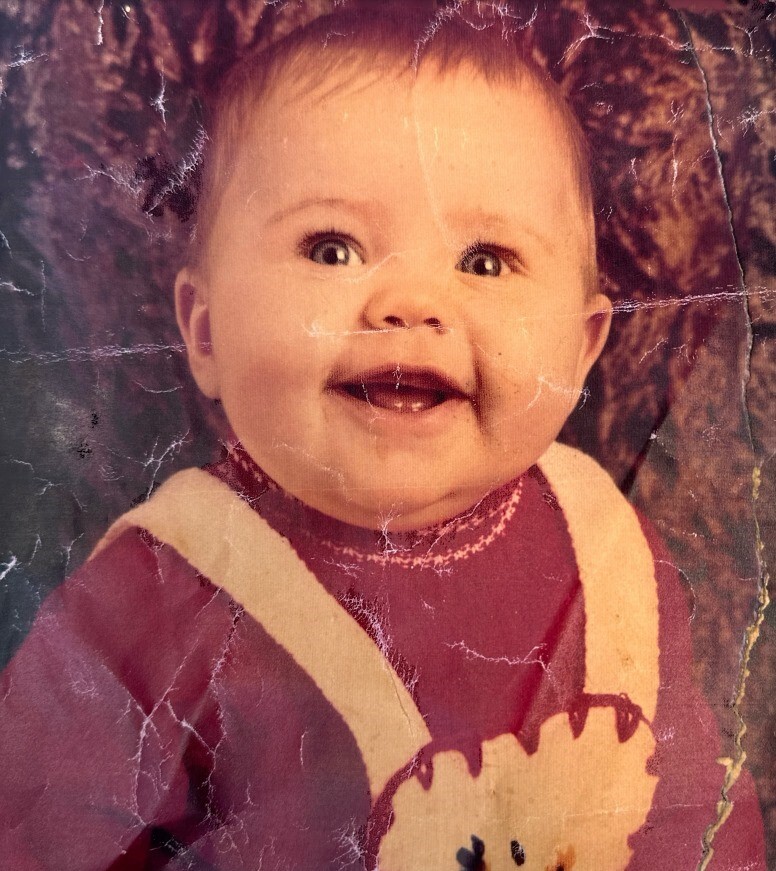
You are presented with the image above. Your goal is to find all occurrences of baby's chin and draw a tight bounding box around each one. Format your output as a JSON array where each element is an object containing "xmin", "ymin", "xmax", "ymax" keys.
[
  {"xmin": 300, "ymin": 479, "xmax": 511, "ymax": 533},
  {"xmin": 240, "ymin": 435, "xmax": 534, "ymax": 532}
]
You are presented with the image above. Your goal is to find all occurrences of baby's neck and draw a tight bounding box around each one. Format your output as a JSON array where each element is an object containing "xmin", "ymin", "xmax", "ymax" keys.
[{"xmin": 212, "ymin": 440, "xmax": 528, "ymax": 546}]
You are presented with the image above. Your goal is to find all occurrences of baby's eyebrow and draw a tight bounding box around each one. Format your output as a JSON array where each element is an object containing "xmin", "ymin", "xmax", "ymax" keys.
[
  {"xmin": 265, "ymin": 196, "xmax": 379, "ymax": 227},
  {"xmin": 445, "ymin": 206, "xmax": 554, "ymax": 255}
]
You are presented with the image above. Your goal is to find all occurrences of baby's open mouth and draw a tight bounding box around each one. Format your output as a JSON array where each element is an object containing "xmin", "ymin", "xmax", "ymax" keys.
[{"xmin": 330, "ymin": 367, "xmax": 467, "ymax": 414}]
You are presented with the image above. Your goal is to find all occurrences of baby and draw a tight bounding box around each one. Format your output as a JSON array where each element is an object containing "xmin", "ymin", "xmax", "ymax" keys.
[{"xmin": 0, "ymin": 5, "xmax": 766, "ymax": 870}]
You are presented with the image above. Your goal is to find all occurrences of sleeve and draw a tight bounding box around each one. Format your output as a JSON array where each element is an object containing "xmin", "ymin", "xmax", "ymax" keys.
[
  {"xmin": 627, "ymin": 519, "xmax": 766, "ymax": 871},
  {"xmin": 0, "ymin": 528, "xmax": 233, "ymax": 871}
]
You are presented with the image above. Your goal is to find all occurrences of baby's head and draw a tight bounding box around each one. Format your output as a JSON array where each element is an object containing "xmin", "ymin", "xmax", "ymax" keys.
[{"xmin": 175, "ymin": 4, "xmax": 612, "ymax": 531}]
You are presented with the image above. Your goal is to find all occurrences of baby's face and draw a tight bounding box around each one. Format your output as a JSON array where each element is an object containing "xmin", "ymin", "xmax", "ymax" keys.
[{"xmin": 177, "ymin": 63, "xmax": 611, "ymax": 531}]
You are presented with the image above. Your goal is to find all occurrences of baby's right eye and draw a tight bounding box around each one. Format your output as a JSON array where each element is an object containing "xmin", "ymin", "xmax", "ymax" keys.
[{"xmin": 303, "ymin": 233, "xmax": 364, "ymax": 267}]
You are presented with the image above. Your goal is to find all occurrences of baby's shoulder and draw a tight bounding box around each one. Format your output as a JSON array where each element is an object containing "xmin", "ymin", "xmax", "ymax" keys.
[{"xmin": 50, "ymin": 525, "xmax": 233, "ymax": 691}]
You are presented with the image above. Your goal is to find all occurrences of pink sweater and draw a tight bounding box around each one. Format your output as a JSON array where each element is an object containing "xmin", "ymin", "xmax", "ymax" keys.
[{"xmin": 0, "ymin": 442, "xmax": 765, "ymax": 869}]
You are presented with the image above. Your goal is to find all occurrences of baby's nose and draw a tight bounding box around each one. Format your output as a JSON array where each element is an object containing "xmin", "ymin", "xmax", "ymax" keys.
[
  {"xmin": 381, "ymin": 314, "xmax": 443, "ymax": 330},
  {"xmin": 362, "ymin": 282, "xmax": 447, "ymax": 332}
]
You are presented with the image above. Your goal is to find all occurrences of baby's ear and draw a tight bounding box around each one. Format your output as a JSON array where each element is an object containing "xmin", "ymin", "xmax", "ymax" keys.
[
  {"xmin": 174, "ymin": 268, "xmax": 220, "ymax": 399},
  {"xmin": 576, "ymin": 293, "xmax": 613, "ymax": 385}
]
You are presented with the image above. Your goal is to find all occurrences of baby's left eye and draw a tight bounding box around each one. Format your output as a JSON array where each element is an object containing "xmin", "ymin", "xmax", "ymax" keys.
[
  {"xmin": 457, "ymin": 245, "xmax": 511, "ymax": 278},
  {"xmin": 302, "ymin": 232, "xmax": 364, "ymax": 267}
]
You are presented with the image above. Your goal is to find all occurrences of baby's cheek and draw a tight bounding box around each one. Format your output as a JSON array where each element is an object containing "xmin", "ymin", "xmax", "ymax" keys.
[
  {"xmin": 476, "ymin": 372, "xmax": 577, "ymax": 466},
  {"xmin": 478, "ymin": 350, "xmax": 543, "ymax": 410},
  {"xmin": 240, "ymin": 334, "xmax": 324, "ymax": 390}
]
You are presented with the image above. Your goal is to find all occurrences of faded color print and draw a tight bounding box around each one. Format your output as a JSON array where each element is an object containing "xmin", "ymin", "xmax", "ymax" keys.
[{"xmin": 0, "ymin": 1, "xmax": 774, "ymax": 869}]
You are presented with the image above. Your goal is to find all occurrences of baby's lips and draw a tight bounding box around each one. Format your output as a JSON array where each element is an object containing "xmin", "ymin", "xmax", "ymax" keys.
[{"xmin": 326, "ymin": 364, "xmax": 473, "ymax": 401}]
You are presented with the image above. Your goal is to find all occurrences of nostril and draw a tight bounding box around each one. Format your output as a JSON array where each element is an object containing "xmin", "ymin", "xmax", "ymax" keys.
[
  {"xmin": 510, "ymin": 839, "xmax": 526, "ymax": 866},
  {"xmin": 424, "ymin": 317, "xmax": 443, "ymax": 330},
  {"xmin": 383, "ymin": 315, "xmax": 407, "ymax": 328}
]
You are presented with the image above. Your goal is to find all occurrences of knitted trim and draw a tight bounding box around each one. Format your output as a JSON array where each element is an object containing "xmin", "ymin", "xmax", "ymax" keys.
[{"xmin": 226, "ymin": 441, "xmax": 524, "ymax": 569}]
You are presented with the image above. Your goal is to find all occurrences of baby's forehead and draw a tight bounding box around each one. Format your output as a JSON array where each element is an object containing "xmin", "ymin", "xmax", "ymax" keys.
[
  {"xmin": 229, "ymin": 63, "xmax": 591, "ymax": 257},
  {"xmin": 241, "ymin": 56, "xmax": 575, "ymax": 157},
  {"xmin": 197, "ymin": 22, "xmax": 595, "ymax": 286},
  {"xmin": 232, "ymin": 62, "xmax": 588, "ymax": 231}
]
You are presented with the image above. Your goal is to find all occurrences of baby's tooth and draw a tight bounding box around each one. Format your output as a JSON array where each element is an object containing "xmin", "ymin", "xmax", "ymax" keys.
[{"xmin": 356, "ymin": 382, "xmax": 446, "ymax": 412}]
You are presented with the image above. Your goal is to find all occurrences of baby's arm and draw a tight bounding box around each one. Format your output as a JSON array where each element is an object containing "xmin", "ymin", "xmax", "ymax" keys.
[
  {"xmin": 0, "ymin": 525, "xmax": 372, "ymax": 870},
  {"xmin": 628, "ymin": 518, "xmax": 766, "ymax": 870},
  {"xmin": 0, "ymin": 530, "xmax": 215, "ymax": 869}
]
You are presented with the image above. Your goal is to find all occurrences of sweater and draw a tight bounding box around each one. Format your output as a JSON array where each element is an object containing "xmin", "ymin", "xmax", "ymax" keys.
[{"xmin": 0, "ymin": 441, "xmax": 765, "ymax": 870}]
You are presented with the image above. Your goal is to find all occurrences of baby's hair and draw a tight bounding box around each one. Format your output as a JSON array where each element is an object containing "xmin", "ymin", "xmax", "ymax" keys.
[{"xmin": 192, "ymin": 1, "xmax": 597, "ymax": 294}]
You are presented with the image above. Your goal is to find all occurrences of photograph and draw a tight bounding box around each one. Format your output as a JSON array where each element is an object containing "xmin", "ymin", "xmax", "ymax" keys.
[{"xmin": 1, "ymin": 0, "xmax": 774, "ymax": 868}]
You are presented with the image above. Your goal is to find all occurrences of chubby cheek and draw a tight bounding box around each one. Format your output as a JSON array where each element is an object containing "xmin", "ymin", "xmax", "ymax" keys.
[
  {"xmin": 475, "ymin": 324, "xmax": 583, "ymax": 438},
  {"xmin": 210, "ymin": 327, "xmax": 313, "ymax": 454}
]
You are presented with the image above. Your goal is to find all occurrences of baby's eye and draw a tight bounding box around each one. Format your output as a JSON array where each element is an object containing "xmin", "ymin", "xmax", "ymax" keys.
[
  {"xmin": 304, "ymin": 233, "xmax": 364, "ymax": 267},
  {"xmin": 457, "ymin": 244, "xmax": 511, "ymax": 278}
]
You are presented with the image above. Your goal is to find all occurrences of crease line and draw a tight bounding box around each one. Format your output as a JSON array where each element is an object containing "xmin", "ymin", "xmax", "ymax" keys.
[{"xmin": 674, "ymin": 13, "xmax": 769, "ymax": 870}]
